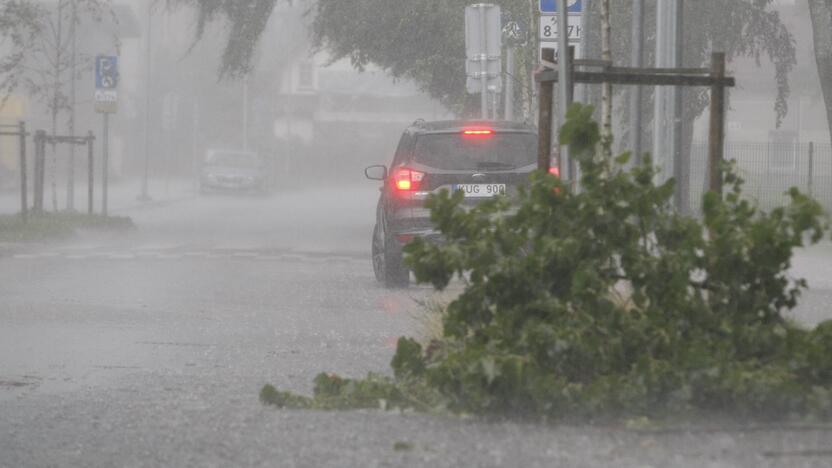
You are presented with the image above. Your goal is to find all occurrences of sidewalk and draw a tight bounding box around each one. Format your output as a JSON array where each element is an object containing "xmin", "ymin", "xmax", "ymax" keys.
[{"xmin": 0, "ymin": 177, "xmax": 196, "ymax": 216}]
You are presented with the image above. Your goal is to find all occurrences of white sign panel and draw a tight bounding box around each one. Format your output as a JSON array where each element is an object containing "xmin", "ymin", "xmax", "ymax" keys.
[
  {"xmin": 94, "ymin": 89, "xmax": 118, "ymax": 113},
  {"xmin": 539, "ymin": 14, "xmax": 583, "ymax": 42}
]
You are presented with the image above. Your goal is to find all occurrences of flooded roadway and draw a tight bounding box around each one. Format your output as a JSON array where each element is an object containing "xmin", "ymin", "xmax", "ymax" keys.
[{"xmin": 1, "ymin": 183, "xmax": 831, "ymax": 467}]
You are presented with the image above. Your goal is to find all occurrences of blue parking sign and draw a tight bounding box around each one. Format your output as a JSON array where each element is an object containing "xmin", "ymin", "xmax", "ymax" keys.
[
  {"xmin": 540, "ymin": 0, "xmax": 583, "ymax": 13},
  {"xmin": 95, "ymin": 56, "xmax": 119, "ymax": 89}
]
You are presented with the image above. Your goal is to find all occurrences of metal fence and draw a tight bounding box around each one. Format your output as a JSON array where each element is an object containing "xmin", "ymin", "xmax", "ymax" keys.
[{"xmin": 689, "ymin": 142, "xmax": 832, "ymax": 214}]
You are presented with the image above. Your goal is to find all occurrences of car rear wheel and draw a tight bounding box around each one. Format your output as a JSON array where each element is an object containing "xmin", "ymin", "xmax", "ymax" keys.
[{"xmin": 372, "ymin": 224, "xmax": 409, "ymax": 288}]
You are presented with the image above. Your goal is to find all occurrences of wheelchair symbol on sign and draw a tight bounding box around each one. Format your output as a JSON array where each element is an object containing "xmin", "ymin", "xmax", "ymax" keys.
[{"xmin": 96, "ymin": 56, "xmax": 119, "ymax": 89}]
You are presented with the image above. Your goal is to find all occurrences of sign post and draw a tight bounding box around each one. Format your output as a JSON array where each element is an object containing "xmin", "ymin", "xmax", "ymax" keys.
[
  {"xmin": 465, "ymin": 4, "xmax": 502, "ymax": 119},
  {"xmin": 95, "ymin": 55, "xmax": 118, "ymax": 215}
]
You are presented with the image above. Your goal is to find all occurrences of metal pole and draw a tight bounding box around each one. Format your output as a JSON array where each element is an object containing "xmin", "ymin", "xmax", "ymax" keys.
[
  {"xmin": 88, "ymin": 132, "xmax": 94, "ymax": 215},
  {"xmin": 599, "ymin": 0, "xmax": 612, "ymax": 149},
  {"xmin": 505, "ymin": 47, "xmax": 515, "ymax": 121},
  {"xmin": 629, "ymin": 0, "xmax": 644, "ymax": 164},
  {"xmin": 103, "ymin": 113, "xmax": 110, "ymax": 216},
  {"xmin": 19, "ymin": 121, "xmax": 27, "ymax": 222},
  {"xmin": 672, "ymin": 0, "xmax": 687, "ymax": 212},
  {"xmin": 192, "ymin": 98, "xmax": 199, "ymax": 190},
  {"xmin": 50, "ymin": 0, "xmax": 64, "ymax": 213},
  {"xmin": 653, "ymin": 0, "xmax": 668, "ymax": 177},
  {"xmin": 708, "ymin": 52, "xmax": 726, "ymax": 196},
  {"xmin": 538, "ymin": 48, "xmax": 555, "ymax": 173},
  {"xmin": 242, "ymin": 75, "xmax": 249, "ymax": 150},
  {"xmin": 479, "ymin": 5, "xmax": 488, "ymax": 119},
  {"xmin": 566, "ymin": 46, "xmax": 576, "ymax": 184},
  {"xmin": 67, "ymin": 0, "xmax": 77, "ymax": 210},
  {"xmin": 808, "ymin": 142, "xmax": 814, "ymax": 198},
  {"xmin": 140, "ymin": 0, "xmax": 152, "ymax": 201},
  {"xmin": 558, "ymin": 0, "xmax": 572, "ymax": 178}
]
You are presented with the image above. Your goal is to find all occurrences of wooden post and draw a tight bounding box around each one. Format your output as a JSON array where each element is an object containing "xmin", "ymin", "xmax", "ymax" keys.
[
  {"xmin": 33, "ymin": 130, "xmax": 46, "ymax": 212},
  {"xmin": 707, "ymin": 52, "xmax": 726, "ymax": 196},
  {"xmin": 538, "ymin": 48, "xmax": 555, "ymax": 173},
  {"xmin": 18, "ymin": 122, "xmax": 27, "ymax": 222},
  {"xmin": 88, "ymin": 132, "xmax": 94, "ymax": 215}
]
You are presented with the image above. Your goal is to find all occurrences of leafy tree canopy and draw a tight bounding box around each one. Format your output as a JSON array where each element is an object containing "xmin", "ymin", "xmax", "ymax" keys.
[
  {"xmin": 179, "ymin": 0, "xmax": 796, "ymax": 122},
  {"xmin": 169, "ymin": 0, "xmax": 279, "ymax": 78}
]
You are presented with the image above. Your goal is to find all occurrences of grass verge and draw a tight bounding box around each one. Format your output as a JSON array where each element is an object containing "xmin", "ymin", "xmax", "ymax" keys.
[{"xmin": 0, "ymin": 211, "xmax": 134, "ymax": 242}]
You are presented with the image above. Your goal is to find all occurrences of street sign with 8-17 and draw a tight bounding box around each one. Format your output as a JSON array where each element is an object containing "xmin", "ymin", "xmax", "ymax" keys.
[{"xmin": 539, "ymin": 14, "xmax": 582, "ymax": 42}]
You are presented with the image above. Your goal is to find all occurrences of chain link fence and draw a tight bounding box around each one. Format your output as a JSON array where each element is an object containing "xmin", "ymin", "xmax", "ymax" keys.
[{"xmin": 689, "ymin": 142, "xmax": 832, "ymax": 214}]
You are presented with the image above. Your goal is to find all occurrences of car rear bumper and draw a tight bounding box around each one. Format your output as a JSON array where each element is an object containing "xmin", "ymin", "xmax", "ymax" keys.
[{"xmin": 391, "ymin": 228, "xmax": 444, "ymax": 246}]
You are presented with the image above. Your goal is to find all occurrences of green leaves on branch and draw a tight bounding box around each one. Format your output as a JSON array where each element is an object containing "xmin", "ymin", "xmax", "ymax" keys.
[{"xmin": 263, "ymin": 104, "xmax": 832, "ymax": 421}]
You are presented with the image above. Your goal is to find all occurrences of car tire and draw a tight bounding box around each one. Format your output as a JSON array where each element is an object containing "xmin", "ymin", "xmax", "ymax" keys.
[{"xmin": 372, "ymin": 224, "xmax": 409, "ymax": 288}]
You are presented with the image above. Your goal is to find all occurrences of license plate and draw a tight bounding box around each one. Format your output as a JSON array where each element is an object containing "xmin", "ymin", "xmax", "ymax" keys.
[{"xmin": 454, "ymin": 184, "xmax": 506, "ymax": 198}]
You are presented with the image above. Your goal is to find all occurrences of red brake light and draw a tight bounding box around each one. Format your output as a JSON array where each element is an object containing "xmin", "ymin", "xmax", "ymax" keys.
[
  {"xmin": 393, "ymin": 168, "xmax": 424, "ymax": 191},
  {"xmin": 463, "ymin": 129, "xmax": 494, "ymax": 138}
]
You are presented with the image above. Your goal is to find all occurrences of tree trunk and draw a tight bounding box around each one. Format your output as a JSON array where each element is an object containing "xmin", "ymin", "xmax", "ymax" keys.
[{"xmin": 808, "ymin": 0, "xmax": 832, "ymax": 144}]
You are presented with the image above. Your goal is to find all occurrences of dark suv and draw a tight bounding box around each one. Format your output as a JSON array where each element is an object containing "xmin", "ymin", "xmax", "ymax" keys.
[{"xmin": 365, "ymin": 120, "xmax": 539, "ymax": 287}]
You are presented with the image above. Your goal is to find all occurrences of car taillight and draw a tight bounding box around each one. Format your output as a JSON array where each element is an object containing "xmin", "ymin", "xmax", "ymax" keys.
[
  {"xmin": 462, "ymin": 128, "xmax": 494, "ymax": 138},
  {"xmin": 393, "ymin": 168, "xmax": 425, "ymax": 191}
]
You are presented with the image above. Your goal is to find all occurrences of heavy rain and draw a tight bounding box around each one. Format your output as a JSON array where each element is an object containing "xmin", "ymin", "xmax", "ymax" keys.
[{"xmin": 1, "ymin": 0, "xmax": 832, "ymax": 466}]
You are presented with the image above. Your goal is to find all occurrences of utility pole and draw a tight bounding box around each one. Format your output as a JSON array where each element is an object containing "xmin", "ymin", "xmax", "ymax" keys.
[
  {"xmin": 629, "ymin": 0, "xmax": 644, "ymax": 164},
  {"xmin": 139, "ymin": 0, "xmax": 152, "ymax": 201}
]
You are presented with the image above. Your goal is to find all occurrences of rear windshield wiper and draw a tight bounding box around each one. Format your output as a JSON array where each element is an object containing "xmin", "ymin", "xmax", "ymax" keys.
[{"xmin": 477, "ymin": 161, "xmax": 516, "ymax": 170}]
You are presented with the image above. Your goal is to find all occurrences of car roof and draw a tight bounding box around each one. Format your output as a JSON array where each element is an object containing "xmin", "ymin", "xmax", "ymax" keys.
[{"xmin": 405, "ymin": 119, "xmax": 537, "ymax": 135}]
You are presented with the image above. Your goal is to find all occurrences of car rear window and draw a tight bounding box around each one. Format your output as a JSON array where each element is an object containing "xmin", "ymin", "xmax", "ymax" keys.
[{"xmin": 411, "ymin": 132, "xmax": 537, "ymax": 171}]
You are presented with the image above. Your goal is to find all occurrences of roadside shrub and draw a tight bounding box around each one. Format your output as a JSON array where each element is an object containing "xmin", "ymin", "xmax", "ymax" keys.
[{"xmin": 262, "ymin": 104, "xmax": 832, "ymax": 421}]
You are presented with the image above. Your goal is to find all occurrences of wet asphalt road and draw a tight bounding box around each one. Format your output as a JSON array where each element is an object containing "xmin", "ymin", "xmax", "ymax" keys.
[{"xmin": 1, "ymin": 185, "xmax": 831, "ymax": 467}]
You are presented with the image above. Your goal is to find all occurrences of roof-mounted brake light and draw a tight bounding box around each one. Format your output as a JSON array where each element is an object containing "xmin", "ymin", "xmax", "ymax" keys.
[{"xmin": 463, "ymin": 129, "xmax": 494, "ymax": 136}]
